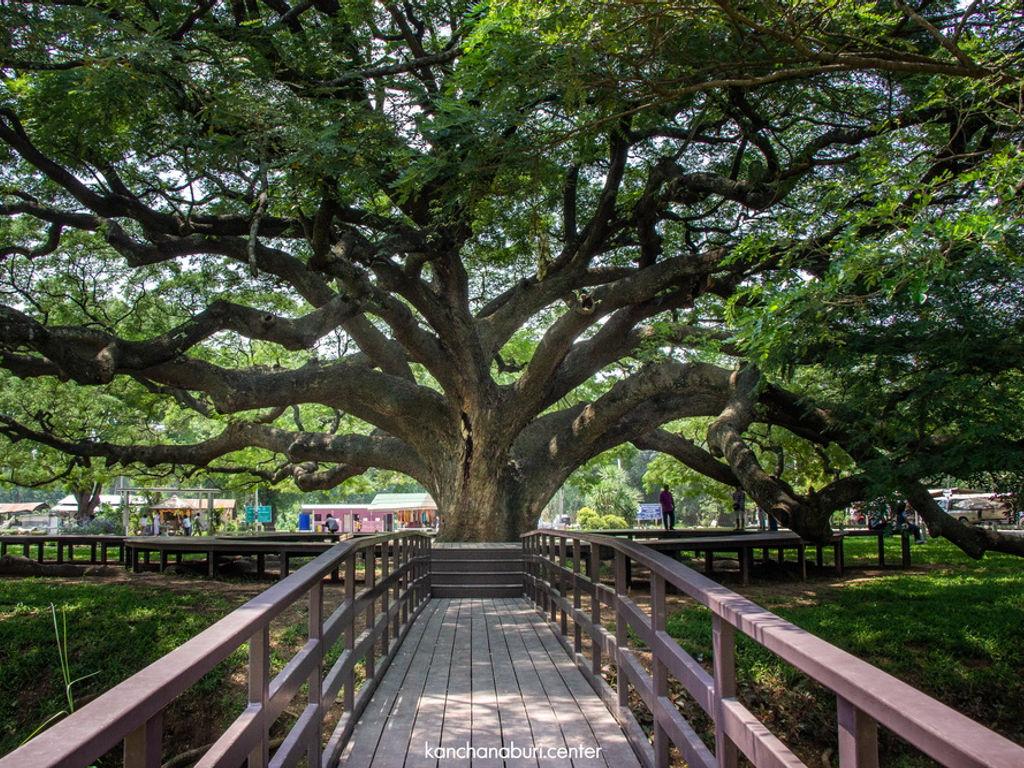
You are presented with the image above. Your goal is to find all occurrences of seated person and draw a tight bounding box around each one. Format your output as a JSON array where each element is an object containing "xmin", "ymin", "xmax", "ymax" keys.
[
  {"xmin": 893, "ymin": 501, "xmax": 925, "ymax": 544},
  {"xmin": 867, "ymin": 512, "xmax": 889, "ymax": 532}
]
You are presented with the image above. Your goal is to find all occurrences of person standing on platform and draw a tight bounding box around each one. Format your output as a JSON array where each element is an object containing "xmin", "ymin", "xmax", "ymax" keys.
[
  {"xmin": 182, "ymin": 513, "xmax": 192, "ymax": 537},
  {"xmin": 659, "ymin": 485, "xmax": 676, "ymax": 531},
  {"xmin": 732, "ymin": 488, "xmax": 746, "ymax": 530}
]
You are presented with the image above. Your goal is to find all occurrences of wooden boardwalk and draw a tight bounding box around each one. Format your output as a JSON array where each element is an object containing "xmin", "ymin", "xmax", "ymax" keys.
[{"xmin": 341, "ymin": 598, "xmax": 641, "ymax": 768}]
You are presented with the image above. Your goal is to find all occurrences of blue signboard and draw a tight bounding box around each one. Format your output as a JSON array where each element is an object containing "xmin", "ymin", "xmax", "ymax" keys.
[
  {"xmin": 256, "ymin": 505, "xmax": 273, "ymax": 523},
  {"xmin": 244, "ymin": 505, "xmax": 255, "ymax": 523},
  {"xmin": 638, "ymin": 503, "xmax": 663, "ymax": 522}
]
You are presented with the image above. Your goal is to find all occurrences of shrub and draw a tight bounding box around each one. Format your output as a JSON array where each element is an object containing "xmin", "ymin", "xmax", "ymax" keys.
[
  {"xmin": 599, "ymin": 514, "xmax": 629, "ymax": 529},
  {"xmin": 61, "ymin": 518, "xmax": 118, "ymax": 535},
  {"xmin": 576, "ymin": 507, "xmax": 601, "ymax": 530}
]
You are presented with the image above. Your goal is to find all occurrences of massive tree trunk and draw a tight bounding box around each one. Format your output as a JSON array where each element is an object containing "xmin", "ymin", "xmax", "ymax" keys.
[{"xmin": 71, "ymin": 484, "xmax": 101, "ymax": 526}]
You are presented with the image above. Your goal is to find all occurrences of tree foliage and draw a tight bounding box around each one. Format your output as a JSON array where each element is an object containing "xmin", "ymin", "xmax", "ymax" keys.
[{"xmin": 0, "ymin": 0, "xmax": 1022, "ymax": 550}]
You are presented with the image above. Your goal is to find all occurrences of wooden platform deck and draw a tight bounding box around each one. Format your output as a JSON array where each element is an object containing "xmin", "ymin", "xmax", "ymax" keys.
[{"xmin": 341, "ymin": 598, "xmax": 641, "ymax": 768}]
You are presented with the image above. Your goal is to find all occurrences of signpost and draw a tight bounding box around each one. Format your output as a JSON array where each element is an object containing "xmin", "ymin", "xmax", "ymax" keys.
[
  {"xmin": 244, "ymin": 505, "xmax": 273, "ymax": 524},
  {"xmin": 638, "ymin": 503, "xmax": 663, "ymax": 524}
]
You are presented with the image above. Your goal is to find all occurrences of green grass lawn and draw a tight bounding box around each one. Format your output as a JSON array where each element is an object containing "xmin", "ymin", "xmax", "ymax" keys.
[
  {"xmin": 661, "ymin": 537, "xmax": 1024, "ymax": 766},
  {"xmin": 0, "ymin": 572, "xmax": 371, "ymax": 765},
  {"xmin": 0, "ymin": 577, "xmax": 249, "ymax": 763}
]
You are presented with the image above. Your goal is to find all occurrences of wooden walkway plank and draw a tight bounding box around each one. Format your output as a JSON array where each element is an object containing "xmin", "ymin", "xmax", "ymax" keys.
[
  {"xmin": 511, "ymin": 600, "xmax": 641, "ymax": 768},
  {"xmin": 345, "ymin": 598, "xmax": 448, "ymax": 768},
  {"xmin": 340, "ymin": 599, "xmax": 642, "ymax": 768},
  {"xmin": 403, "ymin": 599, "xmax": 461, "ymax": 768},
  {"xmin": 499, "ymin": 600, "xmax": 609, "ymax": 768},
  {"xmin": 494, "ymin": 600, "xmax": 574, "ymax": 768},
  {"xmin": 471, "ymin": 599, "xmax": 504, "ymax": 768},
  {"xmin": 372, "ymin": 601, "xmax": 451, "ymax": 768},
  {"xmin": 481, "ymin": 599, "xmax": 539, "ymax": 768},
  {"xmin": 438, "ymin": 599, "xmax": 473, "ymax": 767}
]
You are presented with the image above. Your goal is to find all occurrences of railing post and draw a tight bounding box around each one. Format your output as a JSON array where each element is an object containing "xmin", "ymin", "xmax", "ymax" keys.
[
  {"xmin": 554, "ymin": 535, "xmax": 563, "ymax": 624},
  {"xmin": 538, "ymin": 535, "xmax": 547, "ymax": 614},
  {"xmin": 123, "ymin": 712, "xmax": 162, "ymax": 768},
  {"xmin": 308, "ymin": 580, "xmax": 324, "ymax": 768},
  {"xmin": 381, "ymin": 537, "xmax": 391, "ymax": 656},
  {"xmin": 393, "ymin": 537, "xmax": 402, "ymax": 638},
  {"xmin": 249, "ymin": 624, "xmax": 270, "ymax": 768},
  {"xmin": 559, "ymin": 536, "xmax": 568, "ymax": 637},
  {"xmin": 418, "ymin": 535, "xmax": 426, "ymax": 608},
  {"xmin": 712, "ymin": 614, "xmax": 738, "ymax": 768},
  {"xmin": 420, "ymin": 535, "xmax": 428, "ymax": 606},
  {"xmin": 521, "ymin": 536, "xmax": 530, "ymax": 602},
  {"xmin": 534, "ymin": 536, "xmax": 542, "ymax": 609},
  {"xmin": 589, "ymin": 539, "xmax": 601, "ymax": 678},
  {"xmin": 344, "ymin": 552, "xmax": 356, "ymax": 712},
  {"xmin": 837, "ymin": 696, "xmax": 879, "ymax": 768},
  {"xmin": 652, "ymin": 574, "xmax": 669, "ymax": 768},
  {"xmin": 400, "ymin": 537, "xmax": 409, "ymax": 625},
  {"xmin": 614, "ymin": 550, "xmax": 628, "ymax": 709},
  {"xmin": 365, "ymin": 548, "xmax": 376, "ymax": 680},
  {"xmin": 572, "ymin": 537, "xmax": 582, "ymax": 655},
  {"xmin": 534, "ymin": 535, "xmax": 540, "ymax": 608}
]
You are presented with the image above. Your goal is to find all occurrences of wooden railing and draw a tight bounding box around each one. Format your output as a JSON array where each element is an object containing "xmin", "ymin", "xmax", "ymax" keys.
[
  {"xmin": 0, "ymin": 531, "xmax": 431, "ymax": 768},
  {"xmin": 0, "ymin": 534, "xmax": 125, "ymax": 565},
  {"xmin": 522, "ymin": 530, "xmax": 1024, "ymax": 768}
]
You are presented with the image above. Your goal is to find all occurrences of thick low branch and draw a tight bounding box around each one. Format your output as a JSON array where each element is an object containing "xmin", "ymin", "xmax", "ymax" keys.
[
  {"xmin": 758, "ymin": 381, "xmax": 1024, "ymax": 557},
  {"xmin": 0, "ymin": 318, "xmax": 450, "ymax": 450},
  {"xmin": 0, "ymin": 418, "xmax": 292, "ymax": 468},
  {"xmin": 707, "ymin": 365, "xmax": 833, "ymax": 540},
  {"xmin": 287, "ymin": 430, "xmax": 427, "ymax": 481},
  {"xmin": 633, "ymin": 429, "xmax": 738, "ymax": 486},
  {"xmin": 901, "ymin": 481, "xmax": 1024, "ymax": 558},
  {"xmin": 291, "ymin": 463, "xmax": 367, "ymax": 492},
  {"xmin": 0, "ymin": 298, "xmax": 357, "ymax": 381}
]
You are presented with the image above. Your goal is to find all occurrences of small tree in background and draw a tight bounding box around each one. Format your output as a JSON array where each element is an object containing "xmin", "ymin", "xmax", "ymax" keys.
[{"xmin": 584, "ymin": 466, "xmax": 641, "ymax": 526}]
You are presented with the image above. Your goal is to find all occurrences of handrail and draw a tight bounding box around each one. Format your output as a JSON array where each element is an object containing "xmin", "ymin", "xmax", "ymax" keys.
[
  {"xmin": 522, "ymin": 530, "xmax": 1024, "ymax": 768},
  {"xmin": 0, "ymin": 531, "xmax": 432, "ymax": 768}
]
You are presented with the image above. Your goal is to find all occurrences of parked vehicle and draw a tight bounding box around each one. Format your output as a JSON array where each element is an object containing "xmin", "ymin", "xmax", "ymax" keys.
[{"xmin": 939, "ymin": 494, "xmax": 1011, "ymax": 524}]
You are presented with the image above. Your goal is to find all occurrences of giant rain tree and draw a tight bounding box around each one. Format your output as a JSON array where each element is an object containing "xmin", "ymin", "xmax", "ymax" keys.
[{"xmin": 1, "ymin": 0, "xmax": 1023, "ymax": 548}]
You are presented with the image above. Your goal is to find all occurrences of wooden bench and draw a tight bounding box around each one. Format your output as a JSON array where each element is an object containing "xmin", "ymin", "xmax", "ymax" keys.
[{"xmin": 841, "ymin": 528, "xmax": 912, "ymax": 568}]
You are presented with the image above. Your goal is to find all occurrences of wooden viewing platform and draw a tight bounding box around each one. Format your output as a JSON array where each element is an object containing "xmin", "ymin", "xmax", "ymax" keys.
[
  {"xmin": 0, "ymin": 534, "xmax": 125, "ymax": 565},
  {"xmin": 2, "ymin": 530, "xmax": 1021, "ymax": 768}
]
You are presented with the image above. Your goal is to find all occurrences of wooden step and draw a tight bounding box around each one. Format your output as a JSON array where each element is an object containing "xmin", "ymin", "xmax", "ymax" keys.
[
  {"xmin": 432, "ymin": 570, "xmax": 525, "ymax": 585},
  {"xmin": 430, "ymin": 547, "xmax": 522, "ymax": 561},
  {"xmin": 431, "ymin": 584, "xmax": 524, "ymax": 598},
  {"xmin": 429, "ymin": 558, "xmax": 524, "ymax": 572}
]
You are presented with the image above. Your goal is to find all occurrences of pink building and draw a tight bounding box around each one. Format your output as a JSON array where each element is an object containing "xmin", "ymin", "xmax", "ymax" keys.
[{"xmin": 301, "ymin": 493, "xmax": 437, "ymax": 533}]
